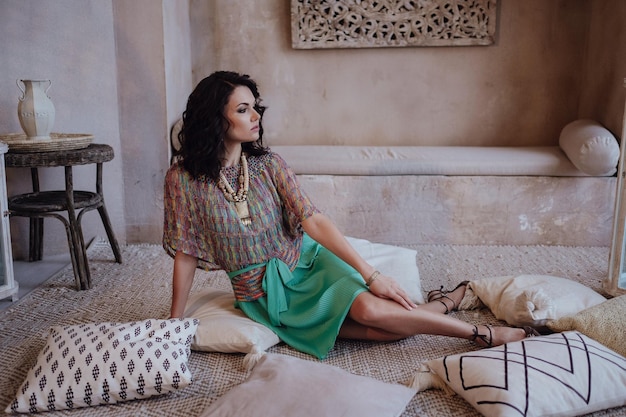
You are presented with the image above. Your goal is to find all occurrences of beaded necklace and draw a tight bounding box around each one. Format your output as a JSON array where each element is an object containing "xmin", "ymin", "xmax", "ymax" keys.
[{"xmin": 217, "ymin": 153, "xmax": 251, "ymax": 226}]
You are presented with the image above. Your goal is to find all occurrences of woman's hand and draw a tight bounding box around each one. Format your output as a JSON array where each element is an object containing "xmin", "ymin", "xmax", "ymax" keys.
[{"xmin": 367, "ymin": 273, "xmax": 417, "ymax": 310}]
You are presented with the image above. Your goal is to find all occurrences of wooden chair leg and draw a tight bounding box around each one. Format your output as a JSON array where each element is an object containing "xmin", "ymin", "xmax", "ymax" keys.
[
  {"xmin": 28, "ymin": 217, "xmax": 44, "ymax": 262},
  {"xmin": 45, "ymin": 212, "xmax": 86, "ymax": 290},
  {"xmin": 64, "ymin": 166, "xmax": 91, "ymax": 290},
  {"xmin": 97, "ymin": 204, "xmax": 122, "ymax": 263},
  {"xmin": 28, "ymin": 167, "xmax": 43, "ymax": 262},
  {"xmin": 67, "ymin": 218, "xmax": 90, "ymax": 290},
  {"xmin": 58, "ymin": 217, "xmax": 83, "ymax": 291},
  {"xmin": 94, "ymin": 162, "xmax": 122, "ymax": 263}
]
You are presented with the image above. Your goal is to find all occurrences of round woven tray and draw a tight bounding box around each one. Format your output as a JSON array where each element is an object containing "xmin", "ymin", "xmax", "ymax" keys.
[{"xmin": 0, "ymin": 133, "xmax": 94, "ymax": 153}]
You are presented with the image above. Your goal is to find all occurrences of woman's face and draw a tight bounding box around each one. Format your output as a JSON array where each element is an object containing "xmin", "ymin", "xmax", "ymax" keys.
[{"xmin": 223, "ymin": 86, "xmax": 261, "ymax": 145}]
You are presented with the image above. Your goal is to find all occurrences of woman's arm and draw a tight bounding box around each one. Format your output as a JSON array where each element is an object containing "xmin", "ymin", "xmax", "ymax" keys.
[
  {"xmin": 170, "ymin": 251, "xmax": 199, "ymax": 318},
  {"xmin": 302, "ymin": 213, "xmax": 374, "ymax": 279},
  {"xmin": 301, "ymin": 213, "xmax": 416, "ymax": 310}
]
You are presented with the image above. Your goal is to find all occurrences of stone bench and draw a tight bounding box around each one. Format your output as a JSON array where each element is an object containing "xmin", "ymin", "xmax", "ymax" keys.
[{"xmin": 272, "ymin": 133, "xmax": 619, "ymax": 247}]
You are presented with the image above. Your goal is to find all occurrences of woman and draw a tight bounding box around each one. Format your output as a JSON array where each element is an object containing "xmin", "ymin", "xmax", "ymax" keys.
[{"xmin": 164, "ymin": 71, "xmax": 536, "ymax": 360}]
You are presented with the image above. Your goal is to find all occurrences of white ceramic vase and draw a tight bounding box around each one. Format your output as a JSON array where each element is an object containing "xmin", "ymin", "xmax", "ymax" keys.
[{"xmin": 17, "ymin": 79, "xmax": 56, "ymax": 140}]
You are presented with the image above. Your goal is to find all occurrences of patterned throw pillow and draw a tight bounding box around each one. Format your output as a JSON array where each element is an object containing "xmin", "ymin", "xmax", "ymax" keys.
[
  {"xmin": 425, "ymin": 331, "xmax": 626, "ymax": 417},
  {"xmin": 6, "ymin": 318, "xmax": 199, "ymax": 413}
]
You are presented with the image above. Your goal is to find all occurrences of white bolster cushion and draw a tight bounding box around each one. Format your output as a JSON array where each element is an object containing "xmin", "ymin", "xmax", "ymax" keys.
[{"xmin": 559, "ymin": 119, "xmax": 619, "ymax": 176}]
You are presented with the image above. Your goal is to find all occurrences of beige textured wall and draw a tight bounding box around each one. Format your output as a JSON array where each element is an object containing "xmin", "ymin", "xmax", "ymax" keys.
[
  {"xmin": 580, "ymin": 0, "xmax": 626, "ymax": 137},
  {"xmin": 193, "ymin": 0, "xmax": 596, "ymax": 147},
  {"xmin": 113, "ymin": 0, "xmax": 192, "ymax": 244}
]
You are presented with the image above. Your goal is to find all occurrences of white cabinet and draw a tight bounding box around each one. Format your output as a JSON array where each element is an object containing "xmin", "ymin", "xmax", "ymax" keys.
[{"xmin": 0, "ymin": 141, "xmax": 18, "ymax": 301}]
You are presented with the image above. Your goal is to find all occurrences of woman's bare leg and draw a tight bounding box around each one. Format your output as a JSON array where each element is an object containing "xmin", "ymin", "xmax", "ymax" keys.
[
  {"xmin": 339, "ymin": 317, "xmax": 405, "ymax": 341},
  {"xmin": 344, "ymin": 291, "xmax": 527, "ymax": 346}
]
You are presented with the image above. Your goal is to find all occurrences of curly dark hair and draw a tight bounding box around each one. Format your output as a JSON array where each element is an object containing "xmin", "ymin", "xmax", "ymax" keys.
[{"xmin": 176, "ymin": 71, "xmax": 269, "ymax": 180}]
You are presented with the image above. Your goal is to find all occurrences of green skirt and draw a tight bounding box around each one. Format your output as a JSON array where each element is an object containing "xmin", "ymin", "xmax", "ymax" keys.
[{"xmin": 230, "ymin": 234, "xmax": 368, "ymax": 359}]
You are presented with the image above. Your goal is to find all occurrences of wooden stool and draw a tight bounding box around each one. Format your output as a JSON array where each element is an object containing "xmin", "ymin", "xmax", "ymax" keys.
[{"xmin": 6, "ymin": 144, "xmax": 122, "ymax": 290}]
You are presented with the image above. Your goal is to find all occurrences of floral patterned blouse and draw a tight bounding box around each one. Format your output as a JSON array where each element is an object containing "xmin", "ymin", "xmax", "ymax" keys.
[{"xmin": 163, "ymin": 152, "xmax": 320, "ymax": 302}]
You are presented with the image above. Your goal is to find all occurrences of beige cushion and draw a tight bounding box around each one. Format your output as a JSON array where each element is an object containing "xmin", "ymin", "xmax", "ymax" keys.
[
  {"xmin": 559, "ymin": 119, "xmax": 620, "ymax": 176},
  {"xmin": 184, "ymin": 288, "xmax": 281, "ymax": 369},
  {"xmin": 200, "ymin": 353, "xmax": 416, "ymax": 417},
  {"xmin": 271, "ymin": 145, "xmax": 588, "ymax": 176},
  {"xmin": 547, "ymin": 294, "xmax": 626, "ymax": 357},
  {"xmin": 460, "ymin": 275, "xmax": 606, "ymax": 327}
]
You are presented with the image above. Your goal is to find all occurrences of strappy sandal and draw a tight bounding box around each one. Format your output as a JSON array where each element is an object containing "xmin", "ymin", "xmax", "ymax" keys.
[
  {"xmin": 471, "ymin": 325, "xmax": 541, "ymax": 348},
  {"xmin": 523, "ymin": 326, "xmax": 541, "ymax": 337},
  {"xmin": 470, "ymin": 324, "xmax": 493, "ymax": 347},
  {"xmin": 426, "ymin": 280, "xmax": 469, "ymax": 314}
]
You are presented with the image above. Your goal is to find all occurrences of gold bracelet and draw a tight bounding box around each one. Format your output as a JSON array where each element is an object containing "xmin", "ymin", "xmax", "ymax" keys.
[{"xmin": 366, "ymin": 270, "xmax": 381, "ymax": 286}]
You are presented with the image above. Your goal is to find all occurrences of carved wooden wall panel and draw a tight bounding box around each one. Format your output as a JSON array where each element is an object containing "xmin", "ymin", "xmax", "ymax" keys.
[{"xmin": 291, "ymin": 0, "xmax": 498, "ymax": 49}]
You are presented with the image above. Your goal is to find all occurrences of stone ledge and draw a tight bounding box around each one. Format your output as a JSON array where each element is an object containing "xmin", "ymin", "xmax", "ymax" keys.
[{"xmin": 271, "ymin": 145, "xmax": 603, "ymax": 177}]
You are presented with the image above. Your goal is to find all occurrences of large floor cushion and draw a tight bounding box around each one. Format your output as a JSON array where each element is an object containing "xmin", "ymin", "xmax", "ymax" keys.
[{"xmin": 200, "ymin": 353, "xmax": 416, "ymax": 417}]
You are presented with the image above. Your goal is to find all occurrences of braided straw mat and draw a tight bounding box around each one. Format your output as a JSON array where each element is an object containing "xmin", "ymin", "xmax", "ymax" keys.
[
  {"xmin": 0, "ymin": 133, "xmax": 93, "ymax": 153},
  {"xmin": 1, "ymin": 240, "xmax": 623, "ymax": 417}
]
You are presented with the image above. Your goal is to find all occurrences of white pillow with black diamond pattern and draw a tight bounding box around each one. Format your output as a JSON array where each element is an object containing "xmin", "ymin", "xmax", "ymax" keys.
[{"xmin": 6, "ymin": 318, "xmax": 198, "ymax": 414}]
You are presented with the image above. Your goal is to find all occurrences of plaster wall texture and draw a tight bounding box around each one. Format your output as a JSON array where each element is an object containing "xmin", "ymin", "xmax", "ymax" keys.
[
  {"xmin": 195, "ymin": 0, "xmax": 598, "ymax": 147},
  {"xmin": 113, "ymin": 0, "xmax": 166, "ymax": 247},
  {"xmin": 297, "ymin": 175, "xmax": 616, "ymax": 246},
  {"xmin": 113, "ymin": 0, "xmax": 192, "ymax": 244},
  {"xmin": 579, "ymin": 0, "xmax": 626, "ymax": 137}
]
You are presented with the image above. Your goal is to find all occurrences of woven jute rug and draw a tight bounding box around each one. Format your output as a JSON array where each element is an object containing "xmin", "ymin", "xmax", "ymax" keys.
[{"xmin": 0, "ymin": 240, "xmax": 623, "ymax": 417}]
